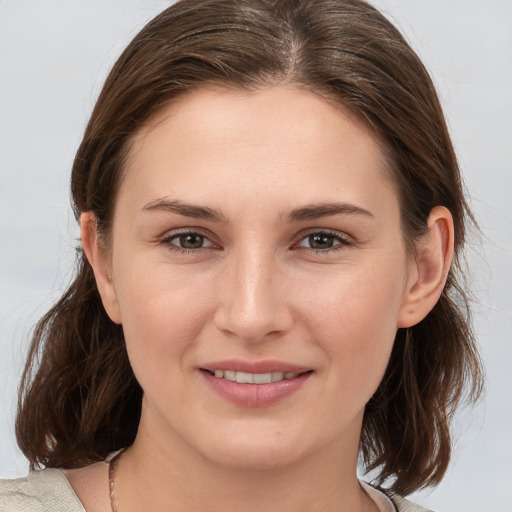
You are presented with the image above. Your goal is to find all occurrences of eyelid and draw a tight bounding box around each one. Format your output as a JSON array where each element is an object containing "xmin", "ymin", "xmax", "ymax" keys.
[
  {"xmin": 294, "ymin": 228, "xmax": 353, "ymax": 251},
  {"xmin": 159, "ymin": 228, "xmax": 219, "ymax": 251}
]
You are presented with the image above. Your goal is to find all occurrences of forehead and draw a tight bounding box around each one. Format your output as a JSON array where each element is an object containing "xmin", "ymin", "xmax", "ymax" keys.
[
  {"xmin": 121, "ymin": 85, "xmax": 398, "ymax": 217},
  {"xmin": 132, "ymin": 85, "xmax": 385, "ymax": 155}
]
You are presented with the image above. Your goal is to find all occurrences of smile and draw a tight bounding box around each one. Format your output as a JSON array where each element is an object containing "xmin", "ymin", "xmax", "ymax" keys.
[
  {"xmin": 205, "ymin": 369, "xmax": 301, "ymax": 384},
  {"xmin": 201, "ymin": 368, "xmax": 312, "ymax": 407}
]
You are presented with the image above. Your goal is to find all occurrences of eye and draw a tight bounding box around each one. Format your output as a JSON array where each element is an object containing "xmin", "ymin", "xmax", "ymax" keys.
[
  {"xmin": 162, "ymin": 231, "xmax": 215, "ymax": 251},
  {"xmin": 296, "ymin": 231, "xmax": 351, "ymax": 251}
]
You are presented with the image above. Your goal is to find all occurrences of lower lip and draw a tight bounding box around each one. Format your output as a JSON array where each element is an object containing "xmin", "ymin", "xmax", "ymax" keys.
[{"xmin": 200, "ymin": 370, "xmax": 312, "ymax": 408}]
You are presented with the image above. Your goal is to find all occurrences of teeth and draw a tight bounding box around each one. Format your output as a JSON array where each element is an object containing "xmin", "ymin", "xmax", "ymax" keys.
[
  {"xmin": 253, "ymin": 372, "xmax": 272, "ymax": 384},
  {"xmin": 208, "ymin": 370, "xmax": 299, "ymax": 384},
  {"xmin": 224, "ymin": 370, "xmax": 236, "ymax": 381},
  {"xmin": 236, "ymin": 372, "xmax": 254, "ymax": 384}
]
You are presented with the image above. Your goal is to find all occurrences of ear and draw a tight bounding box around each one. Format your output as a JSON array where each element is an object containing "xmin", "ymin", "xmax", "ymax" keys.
[
  {"xmin": 397, "ymin": 206, "xmax": 455, "ymax": 328},
  {"xmin": 80, "ymin": 212, "xmax": 122, "ymax": 324}
]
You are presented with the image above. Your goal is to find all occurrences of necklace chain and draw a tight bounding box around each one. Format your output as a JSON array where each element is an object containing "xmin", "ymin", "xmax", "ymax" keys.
[{"xmin": 109, "ymin": 451, "xmax": 123, "ymax": 512}]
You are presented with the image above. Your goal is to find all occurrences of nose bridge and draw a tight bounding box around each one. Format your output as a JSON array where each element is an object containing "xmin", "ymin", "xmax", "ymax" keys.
[{"xmin": 214, "ymin": 242, "xmax": 291, "ymax": 341}]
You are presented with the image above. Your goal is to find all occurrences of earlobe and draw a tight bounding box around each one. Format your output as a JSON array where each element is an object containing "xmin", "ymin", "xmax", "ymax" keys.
[
  {"xmin": 80, "ymin": 212, "xmax": 122, "ymax": 324},
  {"xmin": 397, "ymin": 206, "xmax": 455, "ymax": 328}
]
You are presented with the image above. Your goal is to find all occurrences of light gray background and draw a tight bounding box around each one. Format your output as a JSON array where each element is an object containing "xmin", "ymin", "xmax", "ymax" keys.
[{"xmin": 1, "ymin": 1, "xmax": 511, "ymax": 510}]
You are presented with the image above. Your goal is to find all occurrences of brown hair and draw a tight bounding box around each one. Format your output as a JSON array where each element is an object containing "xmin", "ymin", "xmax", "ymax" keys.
[{"xmin": 16, "ymin": 0, "xmax": 483, "ymax": 495}]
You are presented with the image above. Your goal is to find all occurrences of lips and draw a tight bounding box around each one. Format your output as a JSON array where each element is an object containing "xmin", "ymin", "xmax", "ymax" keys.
[
  {"xmin": 200, "ymin": 359, "xmax": 310, "ymax": 375},
  {"xmin": 204, "ymin": 369, "xmax": 302, "ymax": 384},
  {"xmin": 199, "ymin": 360, "xmax": 313, "ymax": 407}
]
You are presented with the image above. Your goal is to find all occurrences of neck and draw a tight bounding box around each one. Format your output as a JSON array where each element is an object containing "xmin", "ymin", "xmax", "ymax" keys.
[{"xmin": 114, "ymin": 411, "xmax": 373, "ymax": 512}]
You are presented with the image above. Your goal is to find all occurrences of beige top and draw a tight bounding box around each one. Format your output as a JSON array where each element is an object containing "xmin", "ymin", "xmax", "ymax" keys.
[
  {"xmin": 0, "ymin": 469, "xmax": 434, "ymax": 512},
  {"xmin": 0, "ymin": 469, "xmax": 84, "ymax": 512}
]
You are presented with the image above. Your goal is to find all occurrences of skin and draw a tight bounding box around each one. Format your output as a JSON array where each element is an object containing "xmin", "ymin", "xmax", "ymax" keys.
[{"xmin": 75, "ymin": 85, "xmax": 454, "ymax": 512}]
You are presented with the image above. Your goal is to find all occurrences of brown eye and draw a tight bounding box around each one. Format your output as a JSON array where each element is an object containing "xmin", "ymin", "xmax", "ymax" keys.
[
  {"xmin": 178, "ymin": 233, "xmax": 205, "ymax": 249},
  {"xmin": 164, "ymin": 231, "xmax": 215, "ymax": 251},
  {"xmin": 308, "ymin": 233, "xmax": 335, "ymax": 250},
  {"xmin": 297, "ymin": 231, "xmax": 351, "ymax": 251}
]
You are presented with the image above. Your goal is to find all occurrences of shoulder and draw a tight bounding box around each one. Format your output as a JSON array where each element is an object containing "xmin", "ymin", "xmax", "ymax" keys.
[
  {"xmin": 0, "ymin": 469, "xmax": 85, "ymax": 512},
  {"xmin": 361, "ymin": 481, "xmax": 435, "ymax": 512},
  {"xmin": 390, "ymin": 493, "xmax": 436, "ymax": 512}
]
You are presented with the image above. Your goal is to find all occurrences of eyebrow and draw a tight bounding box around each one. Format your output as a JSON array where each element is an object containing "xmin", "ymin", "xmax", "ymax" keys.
[
  {"xmin": 287, "ymin": 202, "xmax": 374, "ymax": 222},
  {"xmin": 142, "ymin": 198, "xmax": 228, "ymax": 223},
  {"xmin": 142, "ymin": 198, "xmax": 373, "ymax": 223}
]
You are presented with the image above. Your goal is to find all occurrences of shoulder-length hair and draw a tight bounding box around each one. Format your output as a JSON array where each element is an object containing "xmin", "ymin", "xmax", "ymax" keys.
[{"xmin": 16, "ymin": 0, "xmax": 483, "ymax": 495}]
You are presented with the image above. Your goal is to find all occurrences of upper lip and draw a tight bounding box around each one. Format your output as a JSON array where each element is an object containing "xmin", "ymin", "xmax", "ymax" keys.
[{"xmin": 200, "ymin": 359, "xmax": 311, "ymax": 374}]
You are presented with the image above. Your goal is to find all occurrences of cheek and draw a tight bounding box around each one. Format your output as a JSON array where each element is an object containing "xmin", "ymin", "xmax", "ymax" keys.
[
  {"xmin": 297, "ymin": 263, "xmax": 404, "ymax": 396},
  {"xmin": 299, "ymin": 261, "xmax": 405, "ymax": 341},
  {"xmin": 112, "ymin": 263, "xmax": 215, "ymax": 378}
]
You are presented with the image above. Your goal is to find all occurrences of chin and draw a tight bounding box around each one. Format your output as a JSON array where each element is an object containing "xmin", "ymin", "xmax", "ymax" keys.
[{"xmin": 191, "ymin": 423, "xmax": 320, "ymax": 471}]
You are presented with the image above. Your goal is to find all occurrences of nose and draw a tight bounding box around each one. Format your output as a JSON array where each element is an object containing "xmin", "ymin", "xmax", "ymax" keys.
[{"xmin": 213, "ymin": 247, "xmax": 293, "ymax": 343}]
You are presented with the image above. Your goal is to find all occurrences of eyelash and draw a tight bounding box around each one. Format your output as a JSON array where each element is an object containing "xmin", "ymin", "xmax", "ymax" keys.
[
  {"xmin": 294, "ymin": 230, "xmax": 352, "ymax": 254},
  {"xmin": 159, "ymin": 230, "xmax": 217, "ymax": 254},
  {"xmin": 159, "ymin": 229, "xmax": 352, "ymax": 254}
]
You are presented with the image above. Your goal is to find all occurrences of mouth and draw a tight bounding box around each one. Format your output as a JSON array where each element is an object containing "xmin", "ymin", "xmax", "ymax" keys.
[
  {"xmin": 201, "ymin": 368, "xmax": 310, "ymax": 384},
  {"xmin": 198, "ymin": 360, "xmax": 313, "ymax": 407}
]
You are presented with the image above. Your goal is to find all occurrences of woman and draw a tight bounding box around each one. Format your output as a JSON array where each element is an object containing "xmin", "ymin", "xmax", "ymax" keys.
[{"xmin": 0, "ymin": 0, "xmax": 483, "ymax": 511}]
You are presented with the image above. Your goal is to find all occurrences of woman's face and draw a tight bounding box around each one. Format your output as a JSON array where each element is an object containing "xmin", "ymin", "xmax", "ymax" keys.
[{"xmin": 101, "ymin": 86, "xmax": 418, "ymax": 469}]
